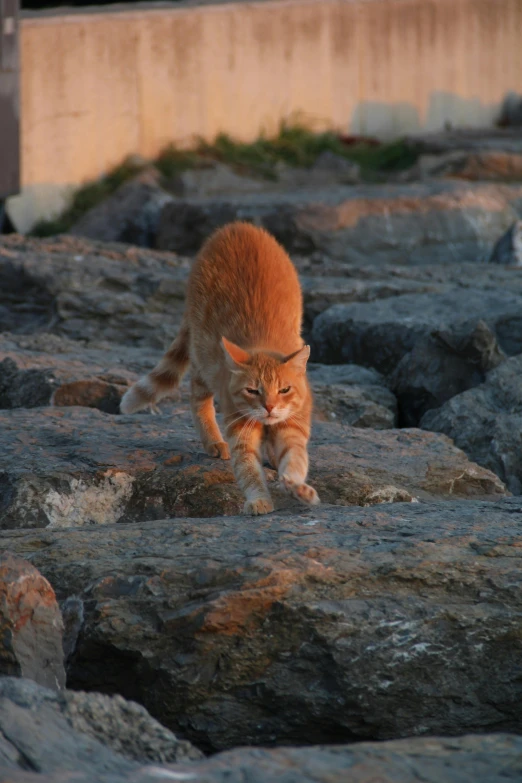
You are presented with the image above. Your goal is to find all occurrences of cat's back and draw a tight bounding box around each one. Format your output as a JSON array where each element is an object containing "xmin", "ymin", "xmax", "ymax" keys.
[
  {"xmin": 190, "ymin": 221, "xmax": 299, "ymax": 294},
  {"xmin": 186, "ymin": 223, "xmax": 303, "ymax": 350}
]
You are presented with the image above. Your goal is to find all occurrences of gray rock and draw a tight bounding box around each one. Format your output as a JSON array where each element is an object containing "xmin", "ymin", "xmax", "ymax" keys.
[
  {"xmin": 399, "ymin": 150, "xmax": 522, "ymax": 183},
  {"xmin": 311, "ymin": 288, "xmax": 522, "ymax": 374},
  {"xmin": 70, "ymin": 169, "xmax": 174, "ymax": 247},
  {"xmin": 0, "ymin": 676, "xmax": 201, "ymax": 775},
  {"xmin": 155, "ymin": 181, "xmax": 522, "ymax": 264},
  {"xmin": 307, "ymin": 362, "xmax": 384, "ymax": 386},
  {"xmin": 421, "ymin": 354, "xmax": 522, "ymax": 494},
  {"xmin": 2, "ymin": 499, "xmax": 522, "ymax": 750},
  {"xmin": 1, "ymin": 734, "xmax": 522, "ymax": 783},
  {"xmin": 308, "ymin": 363, "xmax": 397, "ymax": 428},
  {"xmin": 0, "ymin": 235, "xmax": 191, "ymax": 348},
  {"xmin": 0, "ymin": 405, "xmax": 506, "ymax": 530},
  {"xmin": 160, "ymin": 735, "xmax": 522, "ymax": 783},
  {"xmin": 274, "ymin": 154, "xmax": 360, "ymax": 188},
  {"xmin": 488, "ymin": 220, "xmax": 522, "ymax": 266},
  {"xmin": 168, "ymin": 162, "xmax": 268, "ymax": 198},
  {"xmin": 0, "ymin": 357, "xmax": 57, "ymax": 409},
  {"xmin": 499, "ymin": 92, "xmax": 522, "ymax": 127},
  {"xmin": 312, "ymin": 382, "xmax": 397, "ymax": 428},
  {"xmin": 310, "ymin": 150, "xmax": 361, "ymax": 182},
  {"xmin": 0, "ymin": 554, "xmax": 65, "ymax": 690},
  {"xmin": 0, "ymin": 337, "xmax": 148, "ymax": 414},
  {"xmin": 405, "ymin": 127, "xmax": 522, "ymax": 155},
  {"xmin": 389, "ymin": 320, "xmax": 505, "ymax": 426}
]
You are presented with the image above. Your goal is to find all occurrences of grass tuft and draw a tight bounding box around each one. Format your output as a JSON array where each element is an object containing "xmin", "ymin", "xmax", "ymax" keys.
[{"xmin": 30, "ymin": 125, "xmax": 419, "ymax": 237}]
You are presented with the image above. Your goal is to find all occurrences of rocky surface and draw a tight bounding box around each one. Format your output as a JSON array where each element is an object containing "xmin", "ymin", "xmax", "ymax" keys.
[
  {"xmin": 1, "ymin": 734, "xmax": 521, "ymax": 783},
  {"xmin": 421, "ymin": 354, "xmax": 522, "ymax": 494},
  {"xmin": 155, "ymin": 181, "xmax": 522, "ymax": 263},
  {"xmin": 489, "ymin": 220, "xmax": 522, "ymax": 265},
  {"xmin": 405, "ymin": 127, "xmax": 522, "ymax": 155},
  {"xmin": 311, "ymin": 288, "xmax": 522, "ymax": 374},
  {"xmin": 69, "ymin": 169, "xmax": 174, "ymax": 247},
  {"xmin": 0, "ymin": 677, "xmax": 201, "ymax": 777},
  {"xmin": 0, "ymin": 555, "xmax": 65, "ymax": 690},
  {"xmin": 0, "ymin": 235, "xmax": 190, "ymax": 348},
  {"xmin": 389, "ymin": 320, "xmax": 505, "ymax": 426},
  {"xmin": 401, "ymin": 150, "xmax": 522, "ymax": 182},
  {"xmin": 0, "ymin": 405, "xmax": 506, "ymax": 530},
  {"xmin": 1, "ymin": 498, "xmax": 522, "ymax": 751},
  {"xmin": 308, "ymin": 362, "xmax": 398, "ymax": 428},
  {"xmin": 2, "ymin": 130, "xmax": 522, "ymax": 774}
]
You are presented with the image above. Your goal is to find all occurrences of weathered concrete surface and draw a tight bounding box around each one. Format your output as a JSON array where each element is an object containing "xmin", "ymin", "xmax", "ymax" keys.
[
  {"xmin": 0, "ymin": 554, "xmax": 65, "ymax": 690},
  {"xmin": 0, "ymin": 406, "xmax": 506, "ymax": 530},
  {"xmin": 2, "ymin": 498, "xmax": 522, "ymax": 751},
  {"xmin": 13, "ymin": 0, "xmax": 522, "ymax": 231},
  {"xmin": 311, "ymin": 288, "xmax": 522, "ymax": 374},
  {"xmin": 0, "ymin": 677, "xmax": 201, "ymax": 777},
  {"xmin": 1, "ymin": 734, "xmax": 522, "ymax": 783},
  {"xmin": 155, "ymin": 182, "xmax": 522, "ymax": 264},
  {"xmin": 421, "ymin": 355, "xmax": 522, "ymax": 495}
]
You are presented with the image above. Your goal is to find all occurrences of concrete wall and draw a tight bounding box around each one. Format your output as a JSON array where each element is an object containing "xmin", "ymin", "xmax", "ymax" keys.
[{"xmin": 8, "ymin": 0, "xmax": 522, "ymax": 231}]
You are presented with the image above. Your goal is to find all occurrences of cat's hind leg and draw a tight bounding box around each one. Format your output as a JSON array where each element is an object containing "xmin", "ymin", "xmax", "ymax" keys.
[{"xmin": 190, "ymin": 374, "xmax": 230, "ymax": 459}]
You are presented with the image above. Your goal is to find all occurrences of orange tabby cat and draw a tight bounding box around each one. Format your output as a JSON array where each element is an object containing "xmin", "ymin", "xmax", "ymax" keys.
[{"xmin": 120, "ymin": 221, "xmax": 319, "ymax": 515}]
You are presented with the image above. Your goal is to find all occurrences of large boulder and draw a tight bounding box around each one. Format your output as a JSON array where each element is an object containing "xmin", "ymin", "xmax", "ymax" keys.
[
  {"xmin": 155, "ymin": 181, "xmax": 522, "ymax": 263},
  {"xmin": 389, "ymin": 320, "xmax": 505, "ymax": 426},
  {"xmin": 0, "ymin": 405, "xmax": 506, "ymax": 530},
  {"xmin": 311, "ymin": 288, "xmax": 522, "ymax": 374},
  {"xmin": 0, "ymin": 235, "xmax": 190, "ymax": 348},
  {"xmin": 0, "ymin": 554, "xmax": 65, "ymax": 690},
  {"xmin": 1, "ymin": 499, "xmax": 522, "ymax": 751},
  {"xmin": 421, "ymin": 354, "xmax": 522, "ymax": 494}
]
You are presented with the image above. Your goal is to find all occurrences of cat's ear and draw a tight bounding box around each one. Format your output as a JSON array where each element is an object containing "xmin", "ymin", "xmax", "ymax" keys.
[
  {"xmin": 222, "ymin": 337, "xmax": 250, "ymax": 368},
  {"xmin": 282, "ymin": 345, "xmax": 310, "ymax": 374}
]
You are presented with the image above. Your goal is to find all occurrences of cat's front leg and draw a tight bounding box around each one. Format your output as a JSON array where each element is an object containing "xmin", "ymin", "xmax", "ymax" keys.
[
  {"xmin": 225, "ymin": 416, "xmax": 274, "ymax": 515},
  {"xmin": 271, "ymin": 423, "xmax": 320, "ymax": 506}
]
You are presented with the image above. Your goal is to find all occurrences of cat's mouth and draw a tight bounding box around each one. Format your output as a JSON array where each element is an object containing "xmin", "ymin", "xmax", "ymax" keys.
[{"xmin": 259, "ymin": 412, "xmax": 282, "ymax": 424}]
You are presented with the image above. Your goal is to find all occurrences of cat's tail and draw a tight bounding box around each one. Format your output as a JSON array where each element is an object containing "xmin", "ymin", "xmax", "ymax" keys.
[{"xmin": 120, "ymin": 322, "xmax": 190, "ymax": 414}]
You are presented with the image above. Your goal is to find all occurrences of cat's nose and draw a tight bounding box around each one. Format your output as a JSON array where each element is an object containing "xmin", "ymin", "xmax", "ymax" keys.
[{"xmin": 265, "ymin": 403, "xmax": 275, "ymax": 413}]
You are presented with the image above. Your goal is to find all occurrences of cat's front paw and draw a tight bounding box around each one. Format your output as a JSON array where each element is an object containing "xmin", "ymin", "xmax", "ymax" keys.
[
  {"xmin": 206, "ymin": 441, "xmax": 231, "ymax": 459},
  {"xmin": 281, "ymin": 475, "xmax": 320, "ymax": 506},
  {"xmin": 244, "ymin": 498, "xmax": 274, "ymax": 515}
]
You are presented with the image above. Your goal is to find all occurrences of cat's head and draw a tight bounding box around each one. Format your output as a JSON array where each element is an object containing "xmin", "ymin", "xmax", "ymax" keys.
[{"xmin": 222, "ymin": 337, "xmax": 309, "ymax": 425}]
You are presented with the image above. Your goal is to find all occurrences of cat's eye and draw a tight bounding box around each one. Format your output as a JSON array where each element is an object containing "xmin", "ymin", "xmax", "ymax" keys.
[
  {"xmin": 279, "ymin": 386, "xmax": 291, "ymax": 394},
  {"xmin": 245, "ymin": 387, "xmax": 260, "ymax": 395}
]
